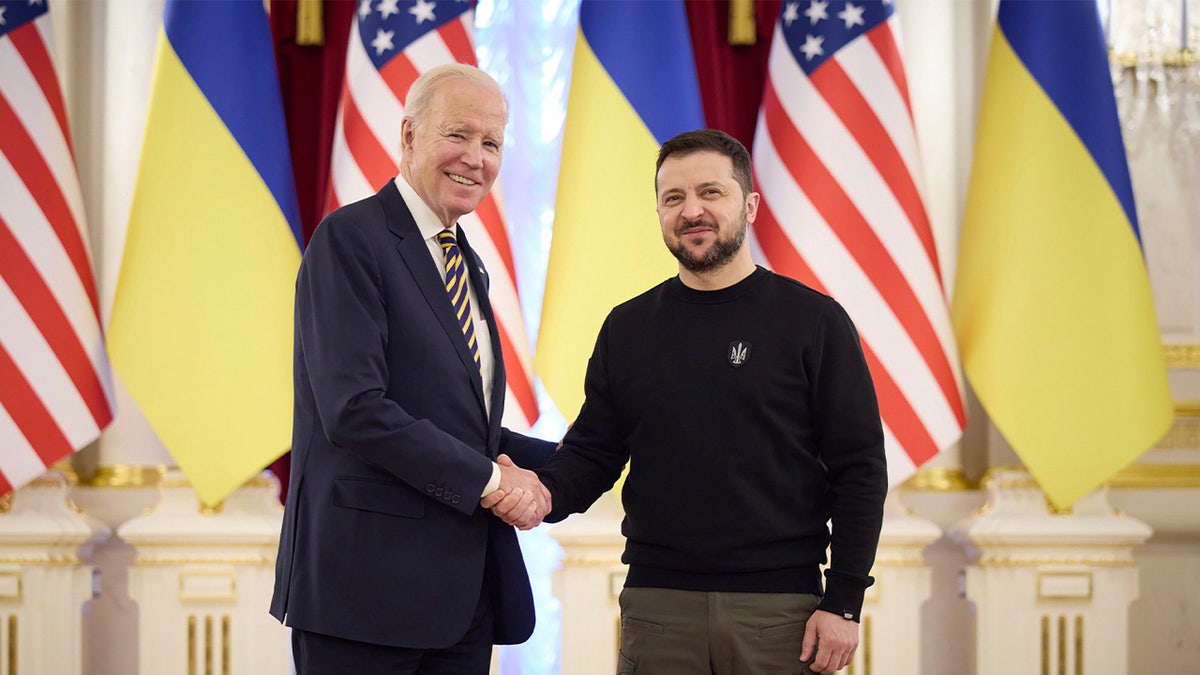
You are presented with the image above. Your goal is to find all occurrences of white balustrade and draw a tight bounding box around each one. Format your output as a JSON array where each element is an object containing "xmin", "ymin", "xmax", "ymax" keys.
[
  {"xmin": 0, "ymin": 469, "xmax": 108, "ymax": 675},
  {"xmin": 118, "ymin": 470, "xmax": 287, "ymax": 675},
  {"xmin": 951, "ymin": 469, "xmax": 1150, "ymax": 675}
]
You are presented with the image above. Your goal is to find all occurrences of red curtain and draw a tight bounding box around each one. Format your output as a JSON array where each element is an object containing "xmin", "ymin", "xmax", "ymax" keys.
[
  {"xmin": 269, "ymin": 0, "xmax": 356, "ymax": 245},
  {"xmin": 267, "ymin": 0, "xmax": 356, "ymax": 501},
  {"xmin": 685, "ymin": 0, "xmax": 780, "ymax": 150}
]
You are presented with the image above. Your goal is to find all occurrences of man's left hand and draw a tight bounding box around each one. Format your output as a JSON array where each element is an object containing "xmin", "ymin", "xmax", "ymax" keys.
[{"xmin": 800, "ymin": 609, "xmax": 858, "ymax": 673}]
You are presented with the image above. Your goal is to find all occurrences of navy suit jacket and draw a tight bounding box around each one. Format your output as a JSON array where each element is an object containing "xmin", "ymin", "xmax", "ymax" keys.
[{"xmin": 270, "ymin": 181, "xmax": 554, "ymax": 649}]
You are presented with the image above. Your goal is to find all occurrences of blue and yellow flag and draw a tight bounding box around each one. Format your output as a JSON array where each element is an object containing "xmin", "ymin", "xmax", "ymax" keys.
[
  {"xmin": 108, "ymin": 0, "xmax": 302, "ymax": 506},
  {"xmin": 536, "ymin": 0, "xmax": 704, "ymax": 419},
  {"xmin": 952, "ymin": 0, "xmax": 1172, "ymax": 509}
]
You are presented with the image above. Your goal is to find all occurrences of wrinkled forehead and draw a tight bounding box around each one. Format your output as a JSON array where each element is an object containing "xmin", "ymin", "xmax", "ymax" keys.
[{"xmin": 427, "ymin": 83, "xmax": 507, "ymax": 132}]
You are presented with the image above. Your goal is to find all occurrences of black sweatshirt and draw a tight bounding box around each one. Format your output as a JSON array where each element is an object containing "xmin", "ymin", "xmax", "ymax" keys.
[{"xmin": 537, "ymin": 266, "xmax": 887, "ymax": 620}]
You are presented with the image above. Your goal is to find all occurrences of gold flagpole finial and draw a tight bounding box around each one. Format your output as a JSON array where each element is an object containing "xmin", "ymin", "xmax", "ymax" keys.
[
  {"xmin": 297, "ymin": 0, "xmax": 325, "ymax": 47},
  {"xmin": 729, "ymin": 0, "xmax": 757, "ymax": 46}
]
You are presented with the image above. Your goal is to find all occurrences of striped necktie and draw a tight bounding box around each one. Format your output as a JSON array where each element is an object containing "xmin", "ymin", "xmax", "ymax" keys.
[{"xmin": 437, "ymin": 230, "xmax": 481, "ymax": 373}]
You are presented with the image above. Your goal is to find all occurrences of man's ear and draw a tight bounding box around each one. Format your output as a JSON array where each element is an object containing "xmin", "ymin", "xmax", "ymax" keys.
[{"xmin": 400, "ymin": 117, "xmax": 415, "ymax": 153}]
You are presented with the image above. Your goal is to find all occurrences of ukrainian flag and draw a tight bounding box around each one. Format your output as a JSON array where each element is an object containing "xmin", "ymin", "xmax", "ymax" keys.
[
  {"xmin": 108, "ymin": 0, "xmax": 302, "ymax": 506},
  {"xmin": 536, "ymin": 0, "xmax": 704, "ymax": 419},
  {"xmin": 952, "ymin": 0, "xmax": 1172, "ymax": 509}
]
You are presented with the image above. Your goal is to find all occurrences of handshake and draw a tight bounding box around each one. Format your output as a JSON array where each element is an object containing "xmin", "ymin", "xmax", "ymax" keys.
[{"xmin": 479, "ymin": 454, "xmax": 552, "ymax": 530}]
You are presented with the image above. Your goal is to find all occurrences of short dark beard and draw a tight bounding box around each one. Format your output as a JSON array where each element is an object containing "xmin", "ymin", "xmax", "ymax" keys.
[{"xmin": 667, "ymin": 214, "xmax": 748, "ymax": 273}]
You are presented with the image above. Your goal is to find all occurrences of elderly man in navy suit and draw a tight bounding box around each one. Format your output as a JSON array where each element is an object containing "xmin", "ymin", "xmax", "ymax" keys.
[{"xmin": 270, "ymin": 63, "xmax": 555, "ymax": 674}]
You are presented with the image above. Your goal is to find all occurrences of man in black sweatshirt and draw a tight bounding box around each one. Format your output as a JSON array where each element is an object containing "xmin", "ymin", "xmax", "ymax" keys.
[{"xmin": 489, "ymin": 129, "xmax": 887, "ymax": 674}]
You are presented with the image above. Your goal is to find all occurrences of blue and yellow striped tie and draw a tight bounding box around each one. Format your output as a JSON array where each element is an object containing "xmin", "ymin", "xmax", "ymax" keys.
[{"xmin": 437, "ymin": 230, "xmax": 481, "ymax": 373}]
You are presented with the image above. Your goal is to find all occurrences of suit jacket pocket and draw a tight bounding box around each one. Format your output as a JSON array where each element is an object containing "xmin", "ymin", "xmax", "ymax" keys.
[{"xmin": 331, "ymin": 476, "xmax": 426, "ymax": 518}]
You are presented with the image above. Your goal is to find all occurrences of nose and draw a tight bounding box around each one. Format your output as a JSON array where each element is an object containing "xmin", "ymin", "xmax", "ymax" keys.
[
  {"xmin": 461, "ymin": 140, "xmax": 484, "ymax": 168},
  {"xmin": 680, "ymin": 193, "xmax": 704, "ymax": 220}
]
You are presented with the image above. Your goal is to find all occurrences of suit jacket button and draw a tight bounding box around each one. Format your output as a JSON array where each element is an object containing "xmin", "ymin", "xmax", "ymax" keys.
[
  {"xmin": 426, "ymin": 484, "xmax": 436, "ymax": 494},
  {"xmin": 435, "ymin": 488, "xmax": 444, "ymax": 497},
  {"xmin": 451, "ymin": 495, "xmax": 461, "ymax": 505}
]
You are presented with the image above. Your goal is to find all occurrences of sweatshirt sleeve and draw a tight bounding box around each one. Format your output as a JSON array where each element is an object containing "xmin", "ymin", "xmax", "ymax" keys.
[
  {"xmin": 535, "ymin": 316, "xmax": 629, "ymax": 522},
  {"xmin": 809, "ymin": 301, "xmax": 888, "ymax": 621}
]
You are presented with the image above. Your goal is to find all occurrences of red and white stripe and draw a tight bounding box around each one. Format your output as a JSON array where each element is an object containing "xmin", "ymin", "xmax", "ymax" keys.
[
  {"xmin": 751, "ymin": 16, "xmax": 965, "ymax": 485},
  {"xmin": 0, "ymin": 12, "xmax": 114, "ymax": 495},
  {"xmin": 327, "ymin": 13, "xmax": 539, "ymax": 430}
]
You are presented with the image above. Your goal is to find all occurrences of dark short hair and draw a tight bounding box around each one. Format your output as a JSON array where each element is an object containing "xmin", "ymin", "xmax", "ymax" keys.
[{"xmin": 655, "ymin": 129, "xmax": 753, "ymax": 197}]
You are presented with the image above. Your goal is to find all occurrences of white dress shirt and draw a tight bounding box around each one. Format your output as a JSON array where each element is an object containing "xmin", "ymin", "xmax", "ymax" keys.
[{"xmin": 393, "ymin": 177, "xmax": 502, "ymax": 496}]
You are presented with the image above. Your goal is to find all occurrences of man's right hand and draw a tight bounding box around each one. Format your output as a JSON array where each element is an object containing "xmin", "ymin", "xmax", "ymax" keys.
[{"xmin": 481, "ymin": 454, "xmax": 551, "ymax": 530}]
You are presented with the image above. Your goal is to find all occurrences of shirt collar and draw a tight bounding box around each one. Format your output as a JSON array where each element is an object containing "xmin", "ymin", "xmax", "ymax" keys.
[{"xmin": 394, "ymin": 175, "xmax": 456, "ymax": 242}]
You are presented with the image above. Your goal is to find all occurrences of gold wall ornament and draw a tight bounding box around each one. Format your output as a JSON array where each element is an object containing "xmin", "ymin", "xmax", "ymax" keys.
[
  {"xmin": 84, "ymin": 464, "xmax": 166, "ymax": 488},
  {"xmin": 188, "ymin": 615, "xmax": 196, "ymax": 675},
  {"xmin": 977, "ymin": 553, "xmax": 1135, "ymax": 568},
  {"xmin": 1106, "ymin": 463, "xmax": 1200, "ymax": 489},
  {"xmin": 902, "ymin": 467, "xmax": 974, "ymax": 491},
  {"xmin": 1164, "ymin": 343, "xmax": 1200, "ymax": 368},
  {"xmin": 7, "ymin": 615, "xmax": 14, "ymax": 675},
  {"xmin": 134, "ymin": 553, "xmax": 275, "ymax": 567},
  {"xmin": 862, "ymin": 613, "xmax": 873, "ymax": 675},
  {"xmin": 1150, "ymin": 402, "xmax": 1200, "ymax": 450},
  {"xmin": 0, "ymin": 493, "xmax": 11, "ymax": 514},
  {"xmin": 0, "ymin": 554, "xmax": 80, "ymax": 566},
  {"xmin": 1112, "ymin": 49, "xmax": 1197, "ymax": 69}
]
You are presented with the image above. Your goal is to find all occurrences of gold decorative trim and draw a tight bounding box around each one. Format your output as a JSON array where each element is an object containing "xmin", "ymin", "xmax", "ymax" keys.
[
  {"xmin": 49, "ymin": 460, "xmax": 78, "ymax": 484},
  {"xmin": 206, "ymin": 615, "xmax": 214, "ymax": 673},
  {"xmin": 188, "ymin": 615, "xmax": 197, "ymax": 675},
  {"xmin": 84, "ymin": 465, "xmax": 166, "ymax": 488},
  {"xmin": 135, "ymin": 555, "xmax": 275, "ymax": 567},
  {"xmin": 1164, "ymin": 344, "xmax": 1200, "ymax": 368},
  {"xmin": 977, "ymin": 555, "xmax": 1134, "ymax": 568},
  {"xmin": 0, "ymin": 555, "xmax": 80, "ymax": 566},
  {"xmin": 1113, "ymin": 49, "xmax": 1197, "ymax": 68},
  {"xmin": 902, "ymin": 467, "xmax": 974, "ymax": 491},
  {"xmin": 1106, "ymin": 464, "xmax": 1200, "ymax": 489},
  {"xmin": 979, "ymin": 466, "xmax": 1039, "ymax": 491},
  {"xmin": 0, "ymin": 493, "xmax": 12, "ymax": 515},
  {"xmin": 7, "ymin": 615, "xmax": 15, "ymax": 675},
  {"xmin": 222, "ymin": 615, "xmax": 231, "ymax": 675}
]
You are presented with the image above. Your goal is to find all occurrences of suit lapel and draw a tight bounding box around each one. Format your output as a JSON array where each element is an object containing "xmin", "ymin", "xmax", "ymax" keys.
[{"xmin": 379, "ymin": 182, "xmax": 487, "ymax": 414}]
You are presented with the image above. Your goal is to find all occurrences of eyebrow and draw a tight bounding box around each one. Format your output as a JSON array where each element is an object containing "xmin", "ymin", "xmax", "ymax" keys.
[{"xmin": 659, "ymin": 180, "xmax": 727, "ymax": 196}]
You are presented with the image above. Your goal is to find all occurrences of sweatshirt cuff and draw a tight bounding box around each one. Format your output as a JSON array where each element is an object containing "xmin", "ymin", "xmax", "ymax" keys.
[{"xmin": 817, "ymin": 568, "xmax": 874, "ymax": 622}]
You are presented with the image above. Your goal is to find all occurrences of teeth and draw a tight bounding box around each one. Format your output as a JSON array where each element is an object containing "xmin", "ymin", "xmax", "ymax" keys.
[{"xmin": 448, "ymin": 174, "xmax": 476, "ymax": 185}]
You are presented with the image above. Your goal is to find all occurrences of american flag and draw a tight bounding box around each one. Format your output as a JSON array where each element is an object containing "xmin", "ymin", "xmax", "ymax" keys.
[
  {"xmin": 750, "ymin": 0, "xmax": 965, "ymax": 483},
  {"xmin": 0, "ymin": 0, "xmax": 114, "ymax": 494},
  {"xmin": 328, "ymin": 0, "xmax": 539, "ymax": 429}
]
